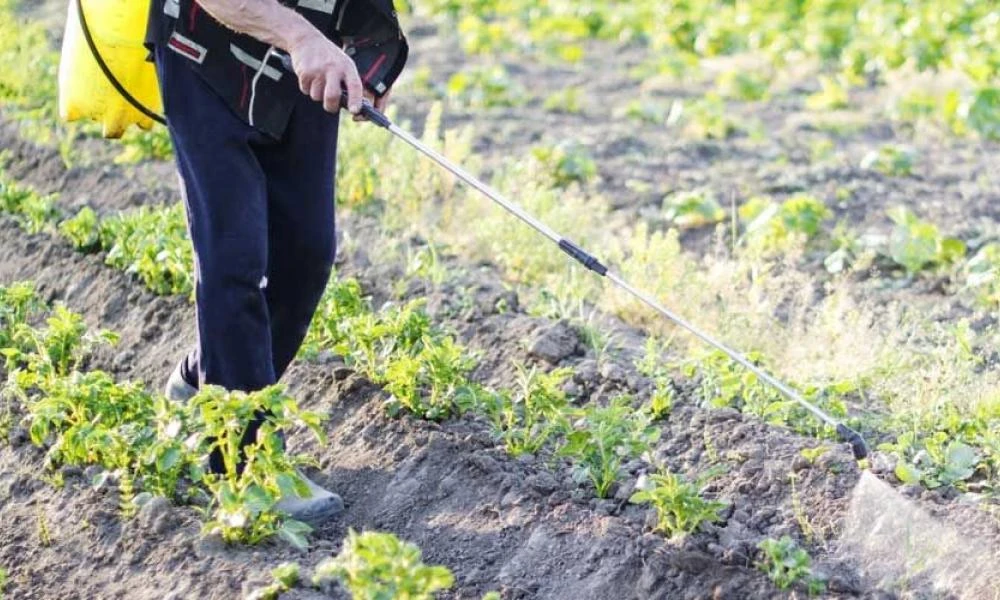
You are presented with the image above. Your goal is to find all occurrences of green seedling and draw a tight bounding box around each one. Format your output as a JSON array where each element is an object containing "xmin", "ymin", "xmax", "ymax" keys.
[
  {"xmin": 531, "ymin": 143, "xmax": 597, "ymax": 187},
  {"xmin": 558, "ymin": 396, "xmax": 660, "ymax": 497},
  {"xmin": 964, "ymin": 243, "xmax": 1000, "ymax": 307},
  {"xmin": 0, "ymin": 170, "xmax": 59, "ymax": 233},
  {"xmin": 886, "ymin": 206, "xmax": 965, "ymax": 275},
  {"xmin": 313, "ymin": 529, "xmax": 455, "ymax": 599},
  {"xmin": 481, "ymin": 365, "xmax": 572, "ymax": 456},
  {"xmin": 715, "ymin": 69, "xmax": 770, "ymax": 101},
  {"xmin": 630, "ymin": 471, "xmax": 727, "ymax": 540},
  {"xmin": 115, "ymin": 126, "xmax": 173, "ymax": 164},
  {"xmin": 59, "ymin": 207, "xmax": 101, "ymax": 253},
  {"xmin": 645, "ymin": 378, "xmax": 675, "ymax": 420},
  {"xmin": 663, "ymin": 190, "xmax": 725, "ymax": 228},
  {"xmin": 739, "ymin": 194, "xmax": 831, "ymax": 254},
  {"xmin": 246, "ymin": 562, "xmax": 301, "ymax": 600},
  {"xmin": 543, "ymin": 87, "xmax": 584, "ymax": 114},
  {"xmin": 99, "ymin": 204, "xmax": 194, "ymax": 296},
  {"xmin": 756, "ymin": 536, "xmax": 825, "ymax": 593},
  {"xmin": 881, "ymin": 431, "xmax": 980, "ymax": 489},
  {"xmin": 446, "ymin": 65, "xmax": 526, "ymax": 109},
  {"xmin": 860, "ymin": 144, "xmax": 916, "ymax": 176},
  {"xmin": 805, "ymin": 75, "xmax": 849, "ymax": 111}
]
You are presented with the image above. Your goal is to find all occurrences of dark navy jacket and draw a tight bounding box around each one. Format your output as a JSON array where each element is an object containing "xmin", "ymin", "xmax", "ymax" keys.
[{"xmin": 145, "ymin": 0, "xmax": 408, "ymax": 138}]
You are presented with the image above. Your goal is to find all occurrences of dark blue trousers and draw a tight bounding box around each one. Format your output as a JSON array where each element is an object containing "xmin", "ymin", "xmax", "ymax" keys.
[{"xmin": 154, "ymin": 45, "xmax": 338, "ymax": 439}]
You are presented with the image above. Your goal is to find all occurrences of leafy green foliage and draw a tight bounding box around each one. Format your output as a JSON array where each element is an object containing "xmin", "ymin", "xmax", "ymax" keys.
[
  {"xmin": 542, "ymin": 87, "xmax": 585, "ymax": 114},
  {"xmin": 446, "ymin": 65, "xmax": 526, "ymax": 109},
  {"xmin": 881, "ymin": 431, "xmax": 980, "ymax": 489},
  {"xmin": 246, "ymin": 562, "xmax": 301, "ymax": 600},
  {"xmin": 756, "ymin": 536, "xmax": 825, "ymax": 593},
  {"xmin": 805, "ymin": 75, "xmax": 850, "ymax": 111},
  {"xmin": 965, "ymin": 243, "xmax": 1000, "ymax": 307},
  {"xmin": 313, "ymin": 529, "xmax": 455, "ymax": 599},
  {"xmin": 0, "ymin": 0, "xmax": 61, "ymax": 135},
  {"xmin": 684, "ymin": 350, "xmax": 850, "ymax": 438},
  {"xmin": 663, "ymin": 190, "xmax": 725, "ymax": 228},
  {"xmin": 739, "ymin": 195, "xmax": 832, "ymax": 254},
  {"xmin": 630, "ymin": 471, "xmax": 726, "ymax": 539},
  {"xmin": 192, "ymin": 385, "xmax": 324, "ymax": 549},
  {"xmin": 99, "ymin": 204, "xmax": 194, "ymax": 296},
  {"xmin": 860, "ymin": 145, "xmax": 916, "ymax": 176},
  {"xmin": 59, "ymin": 207, "xmax": 101, "ymax": 252},
  {"xmin": 0, "ymin": 169, "xmax": 59, "ymax": 233},
  {"xmin": 886, "ymin": 206, "xmax": 965, "ymax": 275},
  {"xmin": 531, "ymin": 143, "xmax": 597, "ymax": 187},
  {"xmin": 481, "ymin": 365, "xmax": 571, "ymax": 456},
  {"xmin": 115, "ymin": 127, "xmax": 174, "ymax": 164},
  {"xmin": 304, "ymin": 277, "xmax": 480, "ymax": 420},
  {"xmin": 716, "ymin": 70, "xmax": 770, "ymax": 101},
  {"xmin": 558, "ymin": 396, "xmax": 660, "ymax": 497}
]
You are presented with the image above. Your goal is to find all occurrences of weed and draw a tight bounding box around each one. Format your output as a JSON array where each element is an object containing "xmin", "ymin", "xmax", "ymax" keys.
[
  {"xmin": 246, "ymin": 562, "xmax": 300, "ymax": 600},
  {"xmin": 756, "ymin": 536, "xmax": 825, "ymax": 593},
  {"xmin": 36, "ymin": 509, "xmax": 51, "ymax": 547},
  {"xmin": 558, "ymin": 396, "xmax": 660, "ymax": 497},
  {"xmin": 630, "ymin": 471, "xmax": 727, "ymax": 540},
  {"xmin": 313, "ymin": 529, "xmax": 455, "ymax": 599}
]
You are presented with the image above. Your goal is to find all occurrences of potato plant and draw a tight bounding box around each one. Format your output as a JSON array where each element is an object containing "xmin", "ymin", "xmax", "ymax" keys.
[
  {"xmin": 481, "ymin": 365, "xmax": 572, "ymax": 457},
  {"xmin": 756, "ymin": 536, "xmax": 825, "ymax": 594},
  {"xmin": 313, "ymin": 529, "xmax": 455, "ymax": 599},
  {"xmin": 629, "ymin": 471, "xmax": 727, "ymax": 540},
  {"xmin": 558, "ymin": 396, "xmax": 661, "ymax": 498}
]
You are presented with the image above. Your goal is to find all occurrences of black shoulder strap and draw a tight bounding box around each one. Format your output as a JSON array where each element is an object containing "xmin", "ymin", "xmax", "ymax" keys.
[{"xmin": 76, "ymin": 0, "xmax": 167, "ymax": 126}]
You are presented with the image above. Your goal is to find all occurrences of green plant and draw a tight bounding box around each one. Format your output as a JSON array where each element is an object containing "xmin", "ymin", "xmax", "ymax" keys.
[
  {"xmin": 0, "ymin": 170, "xmax": 59, "ymax": 233},
  {"xmin": 663, "ymin": 190, "xmax": 725, "ymax": 228},
  {"xmin": 671, "ymin": 95, "xmax": 739, "ymax": 139},
  {"xmin": 0, "ymin": 566, "xmax": 7, "ymax": 599},
  {"xmin": 881, "ymin": 431, "xmax": 980, "ymax": 489},
  {"xmin": 805, "ymin": 75, "xmax": 849, "ymax": 110},
  {"xmin": 646, "ymin": 378, "xmax": 675, "ymax": 420},
  {"xmin": 860, "ymin": 144, "xmax": 916, "ymax": 176},
  {"xmin": 739, "ymin": 194, "xmax": 832, "ymax": 254},
  {"xmin": 482, "ymin": 365, "xmax": 572, "ymax": 456},
  {"xmin": 446, "ymin": 65, "xmax": 526, "ymax": 109},
  {"xmin": 629, "ymin": 471, "xmax": 727, "ymax": 539},
  {"xmin": 247, "ymin": 562, "xmax": 301, "ymax": 600},
  {"xmin": 543, "ymin": 87, "xmax": 584, "ymax": 113},
  {"xmin": 192, "ymin": 385, "xmax": 324, "ymax": 550},
  {"xmin": 99, "ymin": 204, "xmax": 194, "ymax": 296},
  {"xmin": 313, "ymin": 529, "xmax": 455, "ymax": 599},
  {"xmin": 531, "ymin": 143, "xmax": 597, "ymax": 187},
  {"xmin": 964, "ymin": 243, "xmax": 1000, "ymax": 307},
  {"xmin": 886, "ymin": 206, "xmax": 965, "ymax": 275},
  {"xmin": 115, "ymin": 126, "xmax": 173, "ymax": 164},
  {"xmin": 715, "ymin": 69, "xmax": 770, "ymax": 101},
  {"xmin": 558, "ymin": 396, "xmax": 660, "ymax": 497},
  {"xmin": 59, "ymin": 207, "xmax": 102, "ymax": 252},
  {"xmin": 382, "ymin": 336, "xmax": 480, "ymax": 420},
  {"xmin": 756, "ymin": 536, "xmax": 825, "ymax": 593}
]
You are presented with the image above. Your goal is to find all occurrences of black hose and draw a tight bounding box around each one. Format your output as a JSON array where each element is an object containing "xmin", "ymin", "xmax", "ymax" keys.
[{"xmin": 74, "ymin": 0, "xmax": 166, "ymax": 125}]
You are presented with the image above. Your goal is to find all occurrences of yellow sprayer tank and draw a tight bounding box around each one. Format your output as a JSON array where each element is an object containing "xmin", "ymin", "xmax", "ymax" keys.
[{"xmin": 59, "ymin": 0, "xmax": 162, "ymax": 138}]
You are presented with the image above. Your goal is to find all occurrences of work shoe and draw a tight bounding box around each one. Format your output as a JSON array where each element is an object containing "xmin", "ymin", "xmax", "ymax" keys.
[
  {"xmin": 164, "ymin": 362, "xmax": 198, "ymax": 402},
  {"xmin": 275, "ymin": 472, "xmax": 345, "ymax": 524}
]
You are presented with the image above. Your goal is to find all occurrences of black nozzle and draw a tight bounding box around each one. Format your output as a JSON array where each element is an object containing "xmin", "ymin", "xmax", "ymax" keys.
[{"xmin": 836, "ymin": 423, "xmax": 869, "ymax": 460}]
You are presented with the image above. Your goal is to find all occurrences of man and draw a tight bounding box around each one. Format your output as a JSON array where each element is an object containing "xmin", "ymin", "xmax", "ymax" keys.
[{"xmin": 144, "ymin": 0, "xmax": 407, "ymax": 522}]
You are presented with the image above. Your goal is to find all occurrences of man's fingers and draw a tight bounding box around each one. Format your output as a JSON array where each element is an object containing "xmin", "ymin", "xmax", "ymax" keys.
[
  {"xmin": 299, "ymin": 72, "xmax": 316, "ymax": 96},
  {"xmin": 309, "ymin": 77, "xmax": 325, "ymax": 103},
  {"xmin": 322, "ymin": 71, "xmax": 342, "ymax": 113},
  {"xmin": 374, "ymin": 88, "xmax": 392, "ymax": 112},
  {"xmin": 342, "ymin": 65, "xmax": 364, "ymax": 114}
]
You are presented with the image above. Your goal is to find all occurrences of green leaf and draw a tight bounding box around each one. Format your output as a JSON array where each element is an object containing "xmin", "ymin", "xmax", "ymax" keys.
[
  {"xmin": 277, "ymin": 519, "xmax": 312, "ymax": 552},
  {"xmin": 894, "ymin": 461, "xmax": 923, "ymax": 485}
]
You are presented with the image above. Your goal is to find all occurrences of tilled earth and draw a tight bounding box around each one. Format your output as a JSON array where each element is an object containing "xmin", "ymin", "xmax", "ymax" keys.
[{"xmin": 2, "ymin": 5, "xmax": 1000, "ymax": 600}]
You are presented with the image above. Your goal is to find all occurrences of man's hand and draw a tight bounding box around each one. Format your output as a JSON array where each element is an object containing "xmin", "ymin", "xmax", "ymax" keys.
[
  {"xmin": 288, "ymin": 30, "xmax": 363, "ymax": 115},
  {"xmin": 354, "ymin": 89, "xmax": 392, "ymax": 121}
]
